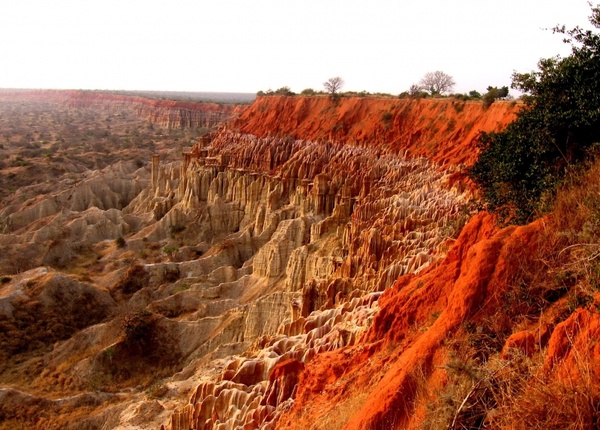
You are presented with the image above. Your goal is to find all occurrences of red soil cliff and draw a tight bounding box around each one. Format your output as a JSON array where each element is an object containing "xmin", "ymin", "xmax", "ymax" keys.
[
  {"xmin": 231, "ymin": 96, "xmax": 518, "ymax": 166},
  {"xmin": 277, "ymin": 211, "xmax": 599, "ymax": 429}
]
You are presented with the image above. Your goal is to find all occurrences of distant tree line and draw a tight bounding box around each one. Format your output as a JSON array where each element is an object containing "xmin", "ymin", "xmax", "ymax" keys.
[{"xmin": 257, "ymin": 73, "xmax": 510, "ymax": 105}]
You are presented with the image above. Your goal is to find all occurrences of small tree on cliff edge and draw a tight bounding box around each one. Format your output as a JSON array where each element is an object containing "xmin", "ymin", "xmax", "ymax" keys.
[
  {"xmin": 324, "ymin": 77, "xmax": 344, "ymax": 98},
  {"xmin": 419, "ymin": 71, "xmax": 455, "ymax": 96}
]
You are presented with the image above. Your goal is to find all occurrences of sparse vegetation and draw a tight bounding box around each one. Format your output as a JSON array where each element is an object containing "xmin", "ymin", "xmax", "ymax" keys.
[
  {"xmin": 162, "ymin": 245, "xmax": 180, "ymax": 261},
  {"xmin": 0, "ymin": 277, "xmax": 112, "ymax": 369},
  {"xmin": 169, "ymin": 224, "xmax": 186, "ymax": 237},
  {"xmin": 113, "ymin": 264, "xmax": 149, "ymax": 297},
  {"xmin": 381, "ymin": 111, "xmax": 393, "ymax": 125}
]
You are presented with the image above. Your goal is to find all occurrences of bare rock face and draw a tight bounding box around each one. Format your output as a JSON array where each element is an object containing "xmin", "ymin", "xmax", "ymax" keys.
[
  {"xmin": 0, "ymin": 161, "xmax": 148, "ymax": 274},
  {"xmin": 232, "ymin": 96, "xmax": 518, "ymax": 166},
  {"xmin": 169, "ymin": 293, "xmax": 380, "ymax": 430},
  {"xmin": 157, "ymin": 126, "xmax": 475, "ymax": 429}
]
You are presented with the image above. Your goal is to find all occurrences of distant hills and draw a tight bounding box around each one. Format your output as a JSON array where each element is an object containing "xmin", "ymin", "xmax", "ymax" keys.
[{"xmin": 0, "ymin": 88, "xmax": 257, "ymax": 104}]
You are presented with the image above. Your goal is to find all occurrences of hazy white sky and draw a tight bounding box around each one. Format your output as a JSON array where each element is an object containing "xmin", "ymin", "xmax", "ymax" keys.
[{"xmin": 0, "ymin": 0, "xmax": 594, "ymax": 94}]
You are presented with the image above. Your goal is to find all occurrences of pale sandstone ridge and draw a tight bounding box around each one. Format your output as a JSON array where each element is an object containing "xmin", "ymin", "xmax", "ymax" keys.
[
  {"xmin": 156, "ymin": 131, "xmax": 471, "ymax": 428},
  {"xmin": 168, "ymin": 293, "xmax": 380, "ymax": 430},
  {"xmin": 154, "ymin": 97, "xmax": 519, "ymax": 429},
  {"xmin": 0, "ymin": 161, "xmax": 149, "ymax": 274}
]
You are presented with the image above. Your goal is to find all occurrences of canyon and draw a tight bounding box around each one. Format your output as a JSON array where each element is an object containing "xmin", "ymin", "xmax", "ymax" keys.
[{"xmin": 1, "ymin": 91, "xmax": 597, "ymax": 430}]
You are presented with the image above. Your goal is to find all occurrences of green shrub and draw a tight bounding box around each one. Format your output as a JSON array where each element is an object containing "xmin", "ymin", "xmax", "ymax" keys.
[{"xmin": 470, "ymin": 5, "xmax": 600, "ymax": 222}]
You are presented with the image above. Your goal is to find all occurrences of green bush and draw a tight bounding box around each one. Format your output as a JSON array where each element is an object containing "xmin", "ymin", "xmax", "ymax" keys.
[
  {"xmin": 470, "ymin": 5, "xmax": 600, "ymax": 222},
  {"xmin": 482, "ymin": 86, "xmax": 509, "ymax": 108}
]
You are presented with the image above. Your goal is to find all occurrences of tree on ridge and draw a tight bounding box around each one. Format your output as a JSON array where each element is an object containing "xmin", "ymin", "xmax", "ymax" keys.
[
  {"xmin": 419, "ymin": 71, "xmax": 455, "ymax": 96},
  {"xmin": 324, "ymin": 77, "xmax": 344, "ymax": 97}
]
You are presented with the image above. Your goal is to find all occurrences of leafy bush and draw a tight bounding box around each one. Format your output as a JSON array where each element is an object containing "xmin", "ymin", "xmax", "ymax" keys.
[
  {"xmin": 482, "ymin": 86, "xmax": 509, "ymax": 108},
  {"xmin": 258, "ymin": 87, "xmax": 296, "ymax": 96},
  {"xmin": 274, "ymin": 86, "xmax": 295, "ymax": 96},
  {"xmin": 470, "ymin": 5, "xmax": 600, "ymax": 222}
]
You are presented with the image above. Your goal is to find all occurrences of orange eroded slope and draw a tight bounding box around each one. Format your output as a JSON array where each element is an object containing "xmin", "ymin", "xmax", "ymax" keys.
[
  {"xmin": 276, "ymin": 212, "xmax": 549, "ymax": 429},
  {"xmin": 231, "ymin": 96, "xmax": 519, "ymax": 166}
]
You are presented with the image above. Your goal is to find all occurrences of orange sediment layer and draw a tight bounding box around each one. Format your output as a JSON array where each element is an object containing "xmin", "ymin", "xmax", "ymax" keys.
[{"xmin": 232, "ymin": 95, "xmax": 519, "ymax": 166}]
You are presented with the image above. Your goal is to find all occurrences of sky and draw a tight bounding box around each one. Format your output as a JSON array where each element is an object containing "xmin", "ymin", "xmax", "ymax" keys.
[{"xmin": 0, "ymin": 0, "xmax": 595, "ymax": 95}]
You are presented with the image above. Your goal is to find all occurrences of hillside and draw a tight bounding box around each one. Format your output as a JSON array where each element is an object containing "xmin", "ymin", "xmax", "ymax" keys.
[
  {"xmin": 3, "ymin": 92, "xmax": 596, "ymax": 430},
  {"xmin": 231, "ymin": 95, "xmax": 518, "ymax": 165}
]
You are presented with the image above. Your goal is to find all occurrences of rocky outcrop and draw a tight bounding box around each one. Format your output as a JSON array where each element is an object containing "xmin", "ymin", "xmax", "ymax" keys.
[
  {"xmin": 274, "ymin": 212, "xmax": 516, "ymax": 429},
  {"xmin": 169, "ymin": 293, "xmax": 380, "ymax": 430},
  {"xmin": 0, "ymin": 161, "xmax": 148, "ymax": 274},
  {"xmin": 158, "ymin": 96, "xmax": 518, "ymax": 428},
  {"xmin": 136, "ymin": 130, "xmax": 471, "ymax": 300},
  {"xmin": 109, "ymin": 127, "xmax": 471, "ymax": 410}
]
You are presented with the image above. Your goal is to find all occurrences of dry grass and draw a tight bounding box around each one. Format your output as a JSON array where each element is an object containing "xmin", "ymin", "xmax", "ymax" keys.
[
  {"xmin": 419, "ymin": 158, "xmax": 600, "ymax": 429},
  {"xmin": 317, "ymin": 392, "xmax": 369, "ymax": 430},
  {"xmin": 421, "ymin": 346, "xmax": 600, "ymax": 429}
]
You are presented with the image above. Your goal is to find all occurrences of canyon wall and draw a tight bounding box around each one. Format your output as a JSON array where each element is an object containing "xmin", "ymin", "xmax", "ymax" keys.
[
  {"xmin": 0, "ymin": 89, "xmax": 238, "ymax": 129},
  {"xmin": 157, "ymin": 97, "xmax": 521, "ymax": 429},
  {"xmin": 231, "ymin": 95, "xmax": 518, "ymax": 165},
  {"xmin": 5, "ymin": 92, "xmax": 562, "ymax": 430}
]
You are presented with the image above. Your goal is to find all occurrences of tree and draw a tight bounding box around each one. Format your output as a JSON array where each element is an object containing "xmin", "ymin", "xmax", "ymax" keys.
[
  {"xmin": 470, "ymin": 4, "xmax": 600, "ymax": 221},
  {"xmin": 419, "ymin": 71, "xmax": 455, "ymax": 95},
  {"xmin": 482, "ymin": 86, "xmax": 509, "ymax": 107},
  {"xmin": 324, "ymin": 77, "xmax": 344, "ymax": 97}
]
